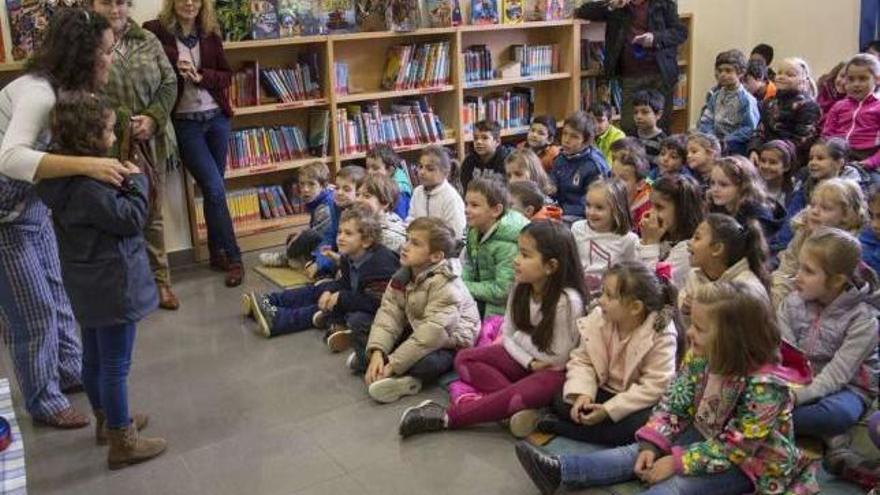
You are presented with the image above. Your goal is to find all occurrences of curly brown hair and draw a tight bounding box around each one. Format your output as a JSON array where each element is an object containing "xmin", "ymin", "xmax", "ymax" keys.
[{"xmin": 50, "ymin": 90, "xmax": 114, "ymax": 156}]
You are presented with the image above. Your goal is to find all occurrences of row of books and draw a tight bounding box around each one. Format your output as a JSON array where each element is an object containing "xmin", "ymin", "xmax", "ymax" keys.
[
  {"xmin": 581, "ymin": 77, "xmax": 621, "ymax": 115},
  {"xmin": 260, "ymin": 64, "xmax": 322, "ymax": 103},
  {"xmin": 336, "ymin": 99, "xmax": 448, "ymax": 155},
  {"xmin": 511, "ymin": 43, "xmax": 559, "ymax": 77},
  {"xmin": 461, "ymin": 87, "xmax": 534, "ymax": 134},
  {"xmin": 580, "ymin": 40, "xmax": 605, "ymax": 72},
  {"xmin": 193, "ymin": 184, "xmax": 308, "ymax": 233},
  {"xmin": 463, "ymin": 45, "xmax": 493, "ymax": 82},
  {"xmin": 257, "ymin": 184, "xmax": 308, "ymax": 218},
  {"xmin": 227, "ymin": 110, "xmax": 330, "ymax": 170},
  {"xmin": 228, "ymin": 55, "xmax": 322, "ymax": 108},
  {"xmin": 380, "ymin": 42, "xmax": 451, "ymax": 91}
]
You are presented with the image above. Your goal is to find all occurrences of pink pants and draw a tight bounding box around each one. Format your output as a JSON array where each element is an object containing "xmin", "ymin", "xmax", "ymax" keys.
[{"xmin": 446, "ymin": 344, "xmax": 565, "ymax": 428}]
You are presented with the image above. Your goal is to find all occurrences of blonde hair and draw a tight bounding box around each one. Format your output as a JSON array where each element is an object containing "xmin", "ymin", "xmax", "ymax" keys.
[
  {"xmin": 801, "ymin": 227, "xmax": 869, "ymax": 289},
  {"xmin": 159, "ymin": 0, "xmax": 222, "ymax": 36},
  {"xmin": 693, "ymin": 281, "xmax": 780, "ymax": 376},
  {"xmin": 587, "ymin": 178, "xmax": 633, "ymax": 235},
  {"xmin": 505, "ymin": 149, "xmax": 554, "ymax": 195},
  {"xmin": 780, "ymin": 57, "xmax": 818, "ymax": 98},
  {"xmin": 811, "ymin": 178, "xmax": 867, "ymax": 233},
  {"xmin": 686, "ymin": 131, "xmax": 722, "ymax": 156},
  {"xmin": 298, "ymin": 161, "xmax": 330, "ymax": 185}
]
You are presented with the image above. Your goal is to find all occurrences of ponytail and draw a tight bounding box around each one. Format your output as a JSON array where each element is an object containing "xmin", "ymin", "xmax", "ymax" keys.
[{"xmin": 704, "ymin": 214, "xmax": 771, "ymax": 293}]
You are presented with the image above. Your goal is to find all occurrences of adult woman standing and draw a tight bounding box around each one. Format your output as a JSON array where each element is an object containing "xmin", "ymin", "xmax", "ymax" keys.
[
  {"xmin": 576, "ymin": 0, "xmax": 687, "ymax": 134},
  {"xmin": 91, "ymin": 0, "xmax": 182, "ymax": 309},
  {"xmin": 144, "ymin": 0, "xmax": 244, "ymax": 287},
  {"xmin": 0, "ymin": 9, "xmax": 133, "ymax": 427}
]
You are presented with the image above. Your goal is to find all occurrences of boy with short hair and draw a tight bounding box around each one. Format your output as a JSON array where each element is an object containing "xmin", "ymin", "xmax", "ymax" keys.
[
  {"xmin": 698, "ymin": 49, "xmax": 760, "ymax": 156},
  {"xmin": 509, "ymin": 181, "xmax": 562, "ymax": 221},
  {"xmin": 589, "ymin": 102, "xmax": 625, "ymax": 166},
  {"xmin": 631, "ymin": 89, "xmax": 667, "ymax": 170},
  {"xmin": 653, "ymin": 134, "xmax": 689, "ymax": 179},
  {"xmin": 307, "ymin": 165, "xmax": 366, "ymax": 278},
  {"xmin": 517, "ymin": 115, "xmax": 560, "ymax": 172},
  {"xmin": 461, "ymin": 120, "xmax": 511, "ymax": 190},
  {"xmin": 743, "ymin": 58, "xmax": 777, "ymax": 102},
  {"xmin": 550, "ymin": 111, "xmax": 609, "ymax": 222}
]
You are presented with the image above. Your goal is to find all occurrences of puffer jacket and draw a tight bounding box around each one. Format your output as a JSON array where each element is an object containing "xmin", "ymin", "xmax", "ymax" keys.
[
  {"xmin": 748, "ymin": 89, "xmax": 821, "ymax": 164},
  {"xmin": 823, "ymin": 92, "xmax": 880, "ymax": 169},
  {"xmin": 564, "ymin": 308, "xmax": 677, "ymax": 422},
  {"xmin": 636, "ymin": 351, "xmax": 819, "ymax": 495},
  {"xmin": 463, "ymin": 208, "xmax": 529, "ymax": 316},
  {"xmin": 778, "ymin": 282, "xmax": 880, "ymax": 406},
  {"xmin": 381, "ymin": 211, "xmax": 407, "ymax": 253},
  {"xmin": 367, "ymin": 260, "xmax": 480, "ymax": 374}
]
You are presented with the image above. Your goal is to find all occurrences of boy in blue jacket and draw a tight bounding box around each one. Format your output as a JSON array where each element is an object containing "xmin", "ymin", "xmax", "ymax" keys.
[
  {"xmin": 698, "ymin": 49, "xmax": 760, "ymax": 156},
  {"xmin": 307, "ymin": 165, "xmax": 365, "ymax": 280},
  {"xmin": 245, "ymin": 204, "xmax": 400, "ymax": 344},
  {"xmin": 550, "ymin": 110, "xmax": 610, "ymax": 223}
]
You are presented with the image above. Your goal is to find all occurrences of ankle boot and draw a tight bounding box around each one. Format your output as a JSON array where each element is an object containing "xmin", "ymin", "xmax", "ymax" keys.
[
  {"xmin": 107, "ymin": 422, "xmax": 166, "ymax": 470},
  {"xmin": 95, "ymin": 410, "xmax": 150, "ymax": 446}
]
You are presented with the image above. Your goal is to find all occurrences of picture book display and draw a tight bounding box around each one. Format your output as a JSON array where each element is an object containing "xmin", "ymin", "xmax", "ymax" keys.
[
  {"xmin": 277, "ymin": 0, "xmax": 322, "ymax": 36},
  {"xmin": 318, "ymin": 0, "xmax": 355, "ymax": 33},
  {"xmin": 386, "ymin": 0, "xmax": 419, "ymax": 32},
  {"xmin": 501, "ymin": 0, "xmax": 522, "ymax": 24},
  {"xmin": 250, "ymin": 0, "xmax": 280, "ymax": 39},
  {"xmin": 469, "ymin": 0, "xmax": 498, "ymax": 25},
  {"xmin": 425, "ymin": 0, "xmax": 460, "ymax": 27},
  {"xmin": 355, "ymin": 0, "xmax": 387, "ymax": 31}
]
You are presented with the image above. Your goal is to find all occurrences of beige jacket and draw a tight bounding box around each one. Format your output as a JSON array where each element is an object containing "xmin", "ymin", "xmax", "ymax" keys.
[
  {"xmin": 771, "ymin": 217, "xmax": 810, "ymax": 308},
  {"xmin": 563, "ymin": 308, "xmax": 678, "ymax": 422},
  {"xmin": 367, "ymin": 260, "xmax": 480, "ymax": 374},
  {"xmin": 679, "ymin": 258, "xmax": 768, "ymax": 327}
]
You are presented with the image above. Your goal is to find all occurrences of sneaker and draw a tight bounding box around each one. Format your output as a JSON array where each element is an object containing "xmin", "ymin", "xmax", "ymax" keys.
[
  {"xmin": 369, "ymin": 376, "xmax": 422, "ymax": 404},
  {"xmin": 535, "ymin": 412, "xmax": 561, "ymax": 434},
  {"xmin": 509, "ymin": 409, "xmax": 540, "ymax": 438},
  {"xmin": 326, "ymin": 329, "xmax": 352, "ymax": 352},
  {"xmin": 259, "ymin": 251, "xmax": 288, "ymax": 267},
  {"xmin": 251, "ymin": 295, "xmax": 277, "ymax": 338},
  {"xmin": 312, "ymin": 310, "xmax": 329, "ymax": 330},
  {"xmin": 240, "ymin": 292, "xmax": 254, "ymax": 319},
  {"xmin": 345, "ymin": 351, "xmax": 359, "ymax": 372},
  {"xmin": 515, "ymin": 441, "xmax": 562, "ymax": 495},
  {"xmin": 398, "ymin": 400, "xmax": 445, "ymax": 438}
]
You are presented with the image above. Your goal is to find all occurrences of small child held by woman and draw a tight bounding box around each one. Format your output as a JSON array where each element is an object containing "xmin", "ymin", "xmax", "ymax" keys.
[
  {"xmin": 536, "ymin": 262, "xmax": 678, "ymax": 447},
  {"xmin": 516, "ymin": 281, "xmax": 818, "ymax": 495},
  {"xmin": 362, "ymin": 217, "xmax": 480, "ymax": 403},
  {"xmin": 397, "ymin": 220, "xmax": 586, "ymax": 438}
]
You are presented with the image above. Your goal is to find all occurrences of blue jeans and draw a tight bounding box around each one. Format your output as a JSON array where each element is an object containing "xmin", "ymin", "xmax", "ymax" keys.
[
  {"xmin": 793, "ymin": 388, "xmax": 866, "ymax": 437},
  {"xmin": 81, "ymin": 323, "xmax": 137, "ymax": 428},
  {"xmin": 266, "ymin": 284, "xmax": 329, "ymax": 336},
  {"xmin": 559, "ymin": 427, "xmax": 753, "ymax": 494},
  {"xmin": 174, "ymin": 115, "xmax": 241, "ymax": 262}
]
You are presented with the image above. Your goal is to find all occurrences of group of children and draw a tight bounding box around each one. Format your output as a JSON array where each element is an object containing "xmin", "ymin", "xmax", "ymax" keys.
[{"xmin": 229, "ymin": 46, "xmax": 880, "ymax": 494}]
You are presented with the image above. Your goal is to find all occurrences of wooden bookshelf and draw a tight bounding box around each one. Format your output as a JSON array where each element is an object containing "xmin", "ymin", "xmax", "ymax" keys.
[
  {"xmin": 232, "ymin": 98, "xmax": 329, "ymax": 116},
  {"xmin": 462, "ymin": 72, "xmax": 572, "ymax": 89},
  {"xmin": 335, "ymin": 85, "xmax": 455, "ymax": 104},
  {"xmin": 339, "ymin": 137, "xmax": 457, "ymax": 162},
  {"xmin": 225, "ymin": 156, "xmax": 331, "ymax": 179}
]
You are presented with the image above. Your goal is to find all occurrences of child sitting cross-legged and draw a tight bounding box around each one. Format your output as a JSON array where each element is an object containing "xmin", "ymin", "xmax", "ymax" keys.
[
  {"xmin": 610, "ymin": 149, "xmax": 652, "ymax": 231},
  {"xmin": 361, "ymin": 217, "xmax": 480, "ymax": 403},
  {"xmin": 244, "ymin": 204, "xmax": 400, "ymax": 341},
  {"xmin": 516, "ymin": 281, "xmax": 818, "ymax": 495}
]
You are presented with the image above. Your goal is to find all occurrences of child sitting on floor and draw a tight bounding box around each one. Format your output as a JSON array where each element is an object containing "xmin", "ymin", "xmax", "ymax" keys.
[
  {"xmin": 365, "ymin": 144, "xmax": 412, "ymax": 220},
  {"xmin": 356, "ymin": 175, "xmax": 407, "ymax": 253}
]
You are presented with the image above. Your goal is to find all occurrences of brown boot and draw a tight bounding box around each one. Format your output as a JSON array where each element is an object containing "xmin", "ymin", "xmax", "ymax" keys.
[
  {"xmin": 95, "ymin": 410, "xmax": 150, "ymax": 446},
  {"xmin": 107, "ymin": 422, "xmax": 166, "ymax": 470},
  {"xmin": 34, "ymin": 406, "xmax": 90, "ymax": 429},
  {"xmin": 225, "ymin": 262, "xmax": 244, "ymax": 287},
  {"xmin": 158, "ymin": 284, "xmax": 180, "ymax": 310}
]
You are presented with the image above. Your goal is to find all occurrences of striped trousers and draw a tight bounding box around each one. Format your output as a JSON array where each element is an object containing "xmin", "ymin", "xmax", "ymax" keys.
[{"xmin": 0, "ymin": 217, "xmax": 81, "ymax": 418}]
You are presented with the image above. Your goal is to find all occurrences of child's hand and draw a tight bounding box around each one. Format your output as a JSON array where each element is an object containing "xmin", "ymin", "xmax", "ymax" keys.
[
  {"xmin": 365, "ymin": 350, "xmax": 388, "ymax": 385},
  {"xmin": 305, "ymin": 261, "xmax": 319, "ymax": 280},
  {"xmin": 749, "ymin": 151, "xmax": 760, "ymax": 164},
  {"xmin": 633, "ymin": 450, "xmax": 657, "ymax": 480},
  {"xmin": 645, "ymin": 455, "xmax": 676, "ymax": 484},
  {"xmin": 570, "ymin": 395, "xmax": 593, "ymax": 423},
  {"xmin": 639, "ymin": 210, "xmax": 665, "ymax": 244},
  {"xmin": 320, "ymin": 246, "xmax": 342, "ymax": 264},
  {"xmin": 579, "ymin": 403, "xmax": 609, "ymax": 425},
  {"xmin": 529, "ymin": 359, "xmax": 553, "ymax": 371}
]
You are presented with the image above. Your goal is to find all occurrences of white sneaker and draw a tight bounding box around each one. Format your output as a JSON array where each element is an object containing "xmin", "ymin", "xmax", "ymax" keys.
[
  {"xmin": 368, "ymin": 376, "xmax": 422, "ymax": 404},
  {"xmin": 259, "ymin": 251, "xmax": 288, "ymax": 267},
  {"xmin": 240, "ymin": 292, "xmax": 253, "ymax": 318},
  {"xmin": 345, "ymin": 352, "xmax": 359, "ymax": 371},
  {"xmin": 509, "ymin": 409, "xmax": 540, "ymax": 438}
]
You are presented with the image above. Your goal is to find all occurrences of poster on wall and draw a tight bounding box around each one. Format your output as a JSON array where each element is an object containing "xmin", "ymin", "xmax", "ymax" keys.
[{"xmin": 6, "ymin": 0, "xmax": 82, "ymax": 61}]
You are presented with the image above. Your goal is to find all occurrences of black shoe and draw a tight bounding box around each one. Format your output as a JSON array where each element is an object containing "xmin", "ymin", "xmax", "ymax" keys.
[
  {"xmin": 535, "ymin": 412, "xmax": 560, "ymax": 433},
  {"xmin": 252, "ymin": 295, "xmax": 278, "ymax": 338},
  {"xmin": 398, "ymin": 400, "xmax": 445, "ymax": 438},
  {"xmin": 515, "ymin": 441, "xmax": 561, "ymax": 495}
]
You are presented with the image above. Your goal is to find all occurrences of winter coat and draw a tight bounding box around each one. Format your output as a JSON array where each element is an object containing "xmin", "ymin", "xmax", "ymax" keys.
[
  {"xmin": 381, "ymin": 212, "xmax": 407, "ymax": 253},
  {"xmin": 550, "ymin": 145, "xmax": 609, "ymax": 218},
  {"xmin": 748, "ymin": 89, "xmax": 821, "ymax": 165},
  {"xmin": 407, "ymin": 180, "xmax": 467, "ymax": 240},
  {"xmin": 35, "ymin": 173, "xmax": 157, "ymax": 327},
  {"xmin": 711, "ymin": 199, "xmax": 786, "ymax": 242},
  {"xmin": 575, "ymin": 0, "xmax": 687, "ymax": 88},
  {"xmin": 564, "ymin": 308, "xmax": 677, "ymax": 422},
  {"xmin": 463, "ymin": 209, "xmax": 530, "ymax": 317},
  {"xmin": 532, "ymin": 204, "xmax": 563, "ymax": 221},
  {"xmin": 678, "ymin": 258, "xmax": 768, "ymax": 328},
  {"xmin": 367, "ymin": 260, "xmax": 480, "ymax": 374},
  {"xmin": 313, "ymin": 202, "xmax": 344, "ymax": 275},
  {"xmin": 778, "ymin": 282, "xmax": 880, "ymax": 406},
  {"xmin": 306, "ymin": 188, "xmax": 335, "ymax": 236},
  {"xmin": 595, "ymin": 124, "xmax": 627, "ymax": 166},
  {"xmin": 571, "ymin": 220, "xmax": 638, "ymax": 290},
  {"xmin": 320, "ymin": 243, "xmax": 400, "ymax": 317},
  {"xmin": 461, "ymin": 144, "xmax": 511, "ymax": 191},
  {"xmin": 822, "ymin": 92, "xmax": 880, "ymax": 169},
  {"xmin": 637, "ymin": 239, "xmax": 691, "ymax": 290},
  {"xmin": 860, "ymin": 227, "xmax": 880, "ymax": 276},
  {"xmin": 516, "ymin": 141, "xmax": 561, "ymax": 172},
  {"xmin": 697, "ymin": 84, "xmax": 760, "ymax": 156},
  {"xmin": 636, "ymin": 351, "xmax": 819, "ymax": 495},
  {"xmin": 502, "ymin": 288, "xmax": 584, "ymax": 369}
]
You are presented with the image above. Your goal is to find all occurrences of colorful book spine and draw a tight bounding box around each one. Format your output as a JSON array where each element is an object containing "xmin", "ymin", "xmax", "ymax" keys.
[
  {"xmin": 226, "ymin": 125, "xmax": 312, "ymax": 170},
  {"xmin": 334, "ymin": 62, "xmax": 350, "ymax": 95},
  {"xmin": 260, "ymin": 63, "xmax": 321, "ymax": 103},
  {"xmin": 335, "ymin": 100, "xmax": 447, "ymax": 156},
  {"xmin": 462, "ymin": 88, "xmax": 533, "ymax": 134},
  {"xmin": 380, "ymin": 42, "xmax": 450, "ymax": 91},
  {"xmin": 511, "ymin": 43, "xmax": 558, "ymax": 77},
  {"xmin": 463, "ymin": 45, "xmax": 493, "ymax": 82}
]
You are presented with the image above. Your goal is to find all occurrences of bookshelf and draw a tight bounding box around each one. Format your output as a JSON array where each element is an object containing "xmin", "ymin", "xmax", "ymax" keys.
[{"xmin": 0, "ymin": 17, "xmax": 695, "ymax": 262}]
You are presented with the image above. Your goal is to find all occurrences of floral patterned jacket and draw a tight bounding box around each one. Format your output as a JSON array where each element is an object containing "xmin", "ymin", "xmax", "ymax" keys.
[{"xmin": 635, "ymin": 352, "xmax": 819, "ymax": 495}]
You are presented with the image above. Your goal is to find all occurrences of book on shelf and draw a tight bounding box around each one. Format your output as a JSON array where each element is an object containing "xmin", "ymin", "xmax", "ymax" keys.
[
  {"xmin": 462, "ymin": 45, "xmax": 492, "ymax": 82},
  {"xmin": 230, "ymin": 62, "xmax": 258, "ymax": 107},
  {"xmin": 673, "ymin": 74, "xmax": 688, "ymax": 108},
  {"xmin": 308, "ymin": 109, "xmax": 331, "ymax": 156},
  {"xmin": 335, "ymin": 98, "xmax": 447, "ymax": 155},
  {"xmin": 581, "ymin": 76, "xmax": 621, "ymax": 115},
  {"xmin": 227, "ymin": 125, "xmax": 312, "ymax": 170},
  {"xmin": 278, "ymin": 0, "xmax": 323, "ymax": 36},
  {"xmin": 250, "ymin": 0, "xmax": 280, "ymax": 39},
  {"xmin": 523, "ymin": 0, "xmax": 562, "ymax": 21},
  {"xmin": 580, "ymin": 40, "xmax": 605, "ymax": 72},
  {"xmin": 334, "ymin": 62, "xmax": 350, "ymax": 95},
  {"xmin": 470, "ymin": 0, "xmax": 498, "ymax": 25},
  {"xmin": 195, "ymin": 185, "xmax": 308, "ymax": 234},
  {"xmin": 6, "ymin": 0, "xmax": 77, "ymax": 61},
  {"xmin": 318, "ymin": 0, "xmax": 356, "ymax": 33},
  {"xmin": 260, "ymin": 58, "xmax": 322, "ymax": 103},
  {"xmin": 425, "ymin": 0, "xmax": 460, "ymax": 27},
  {"xmin": 501, "ymin": 0, "xmax": 523, "ymax": 24},
  {"xmin": 387, "ymin": 0, "xmax": 419, "ymax": 32},
  {"xmin": 355, "ymin": 0, "xmax": 386, "ymax": 31},
  {"xmin": 462, "ymin": 86, "xmax": 533, "ymax": 135},
  {"xmin": 379, "ymin": 41, "xmax": 450, "ymax": 91},
  {"xmin": 510, "ymin": 44, "xmax": 559, "ymax": 77}
]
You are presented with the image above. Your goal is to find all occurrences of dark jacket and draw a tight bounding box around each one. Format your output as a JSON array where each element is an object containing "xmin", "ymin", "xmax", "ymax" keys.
[
  {"xmin": 711, "ymin": 199, "xmax": 786, "ymax": 242},
  {"xmin": 142, "ymin": 20, "xmax": 234, "ymax": 117},
  {"xmin": 748, "ymin": 89, "xmax": 821, "ymax": 164},
  {"xmin": 321, "ymin": 244, "xmax": 400, "ymax": 316},
  {"xmin": 576, "ymin": 0, "xmax": 687, "ymax": 87},
  {"xmin": 860, "ymin": 228, "xmax": 880, "ymax": 277},
  {"xmin": 550, "ymin": 145, "xmax": 609, "ymax": 218},
  {"xmin": 35, "ymin": 173, "xmax": 157, "ymax": 327},
  {"xmin": 460, "ymin": 144, "xmax": 511, "ymax": 192}
]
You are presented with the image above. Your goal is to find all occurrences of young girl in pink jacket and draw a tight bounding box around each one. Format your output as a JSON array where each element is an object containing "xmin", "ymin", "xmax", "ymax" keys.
[
  {"xmin": 822, "ymin": 53, "xmax": 880, "ymax": 170},
  {"xmin": 536, "ymin": 261, "xmax": 679, "ymax": 446}
]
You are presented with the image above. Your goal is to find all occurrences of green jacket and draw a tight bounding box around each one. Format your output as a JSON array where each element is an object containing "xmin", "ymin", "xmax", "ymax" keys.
[
  {"xmin": 463, "ymin": 209, "xmax": 529, "ymax": 317},
  {"xmin": 104, "ymin": 20, "xmax": 179, "ymax": 169},
  {"xmin": 595, "ymin": 124, "xmax": 626, "ymax": 166}
]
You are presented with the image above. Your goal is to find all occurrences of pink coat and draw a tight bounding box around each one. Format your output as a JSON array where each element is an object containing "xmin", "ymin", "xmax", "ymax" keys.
[{"xmin": 822, "ymin": 92, "xmax": 880, "ymax": 169}]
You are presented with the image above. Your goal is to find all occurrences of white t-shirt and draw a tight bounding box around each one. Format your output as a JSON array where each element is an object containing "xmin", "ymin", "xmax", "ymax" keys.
[{"xmin": 571, "ymin": 220, "xmax": 638, "ymax": 290}]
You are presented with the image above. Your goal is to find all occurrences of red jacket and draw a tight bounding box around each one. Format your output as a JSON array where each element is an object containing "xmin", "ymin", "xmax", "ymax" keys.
[{"xmin": 142, "ymin": 20, "xmax": 234, "ymax": 118}]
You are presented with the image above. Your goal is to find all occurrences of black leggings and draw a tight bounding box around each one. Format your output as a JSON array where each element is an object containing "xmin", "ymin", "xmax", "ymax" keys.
[{"xmin": 543, "ymin": 389, "xmax": 653, "ymax": 446}]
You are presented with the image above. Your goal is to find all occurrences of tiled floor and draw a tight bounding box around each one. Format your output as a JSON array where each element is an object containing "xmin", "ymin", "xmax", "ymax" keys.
[{"xmin": 12, "ymin": 254, "xmax": 540, "ymax": 495}]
